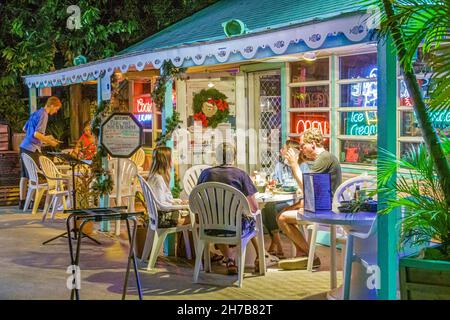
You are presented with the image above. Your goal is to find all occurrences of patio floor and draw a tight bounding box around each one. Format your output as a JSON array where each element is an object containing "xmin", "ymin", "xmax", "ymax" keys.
[{"xmin": 0, "ymin": 207, "xmax": 342, "ymax": 300}]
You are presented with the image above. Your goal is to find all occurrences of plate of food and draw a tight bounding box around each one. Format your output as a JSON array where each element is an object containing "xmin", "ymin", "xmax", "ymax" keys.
[{"xmin": 273, "ymin": 186, "xmax": 297, "ymax": 194}]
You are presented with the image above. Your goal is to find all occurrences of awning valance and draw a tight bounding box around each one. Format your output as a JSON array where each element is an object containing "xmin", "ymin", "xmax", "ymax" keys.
[{"xmin": 24, "ymin": 13, "xmax": 373, "ymax": 88}]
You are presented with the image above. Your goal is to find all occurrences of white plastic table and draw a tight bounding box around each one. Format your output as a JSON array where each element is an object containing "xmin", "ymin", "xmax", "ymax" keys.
[
  {"xmin": 255, "ymin": 192, "xmax": 296, "ymax": 207},
  {"xmin": 297, "ymin": 210, "xmax": 377, "ymax": 299}
]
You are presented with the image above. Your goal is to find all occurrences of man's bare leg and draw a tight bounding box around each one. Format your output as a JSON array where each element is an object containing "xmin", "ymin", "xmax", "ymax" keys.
[
  {"xmin": 277, "ymin": 211, "xmax": 310, "ymax": 257},
  {"xmin": 19, "ymin": 177, "xmax": 28, "ymax": 208}
]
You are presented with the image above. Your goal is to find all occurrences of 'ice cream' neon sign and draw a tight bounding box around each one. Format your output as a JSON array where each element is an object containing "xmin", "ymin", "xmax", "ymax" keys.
[{"xmin": 347, "ymin": 111, "xmax": 378, "ymax": 136}]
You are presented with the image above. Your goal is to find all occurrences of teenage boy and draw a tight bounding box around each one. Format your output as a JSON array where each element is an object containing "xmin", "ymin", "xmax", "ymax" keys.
[{"xmin": 19, "ymin": 96, "xmax": 62, "ymax": 209}]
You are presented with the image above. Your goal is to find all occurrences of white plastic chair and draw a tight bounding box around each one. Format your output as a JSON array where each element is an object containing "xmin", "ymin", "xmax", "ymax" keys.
[
  {"xmin": 130, "ymin": 148, "xmax": 146, "ymax": 172},
  {"xmin": 39, "ymin": 156, "xmax": 71, "ymax": 222},
  {"xmin": 182, "ymin": 165, "xmax": 211, "ymax": 196},
  {"xmin": 306, "ymin": 173, "xmax": 376, "ymax": 272},
  {"xmin": 109, "ymin": 158, "xmax": 138, "ymax": 235},
  {"xmin": 189, "ymin": 182, "xmax": 266, "ymax": 288},
  {"xmin": 137, "ymin": 175, "xmax": 195, "ymax": 270},
  {"xmin": 21, "ymin": 153, "xmax": 48, "ymax": 215},
  {"xmin": 342, "ymin": 216, "xmax": 378, "ymax": 300}
]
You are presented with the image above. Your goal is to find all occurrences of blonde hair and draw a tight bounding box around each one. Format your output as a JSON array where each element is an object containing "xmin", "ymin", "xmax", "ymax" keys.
[
  {"xmin": 150, "ymin": 146, "xmax": 172, "ymax": 186},
  {"xmin": 302, "ymin": 128, "xmax": 324, "ymax": 148},
  {"xmin": 45, "ymin": 96, "xmax": 61, "ymax": 108}
]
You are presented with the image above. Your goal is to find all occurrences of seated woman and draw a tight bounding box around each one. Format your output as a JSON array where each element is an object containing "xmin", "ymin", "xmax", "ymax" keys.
[
  {"xmin": 147, "ymin": 146, "xmax": 190, "ymax": 228},
  {"xmin": 71, "ymin": 121, "xmax": 96, "ymax": 160},
  {"xmin": 197, "ymin": 142, "xmax": 261, "ymax": 275},
  {"xmin": 262, "ymin": 140, "xmax": 310, "ymax": 259}
]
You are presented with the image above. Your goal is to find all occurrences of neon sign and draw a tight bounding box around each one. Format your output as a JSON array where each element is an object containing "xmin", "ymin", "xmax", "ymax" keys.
[
  {"xmin": 133, "ymin": 95, "xmax": 152, "ymax": 113},
  {"xmin": 350, "ymin": 67, "xmax": 377, "ymax": 107},
  {"xmin": 136, "ymin": 114, "xmax": 152, "ymax": 123},
  {"xmin": 296, "ymin": 119, "xmax": 329, "ymax": 136},
  {"xmin": 346, "ymin": 111, "xmax": 378, "ymax": 136},
  {"xmin": 293, "ymin": 92, "xmax": 328, "ymax": 108}
]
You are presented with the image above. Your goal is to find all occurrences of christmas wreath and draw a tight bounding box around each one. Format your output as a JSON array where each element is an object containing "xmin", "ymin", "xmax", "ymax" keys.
[{"xmin": 192, "ymin": 88, "xmax": 229, "ymax": 128}]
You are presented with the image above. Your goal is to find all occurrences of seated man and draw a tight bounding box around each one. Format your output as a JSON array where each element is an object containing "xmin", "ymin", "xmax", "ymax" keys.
[
  {"xmin": 197, "ymin": 142, "xmax": 261, "ymax": 275},
  {"xmin": 277, "ymin": 128, "xmax": 342, "ymax": 270},
  {"xmin": 262, "ymin": 139, "xmax": 309, "ymax": 258}
]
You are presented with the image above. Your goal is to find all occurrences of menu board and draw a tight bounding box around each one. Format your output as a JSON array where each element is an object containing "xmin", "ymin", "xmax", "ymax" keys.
[
  {"xmin": 303, "ymin": 173, "xmax": 332, "ymax": 212},
  {"xmin": 101, "ymin": 113, "xmax": 143, "ymax": 158}
]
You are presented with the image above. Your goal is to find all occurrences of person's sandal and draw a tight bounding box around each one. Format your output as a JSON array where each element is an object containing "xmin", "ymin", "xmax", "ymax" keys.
[
  {"xmin": 211, "ymin": 253, "xmax": 224, "ymax": 263},
  {"xmin": 226, "ymin": 259, "xmax": 238, "ymax": 275}
]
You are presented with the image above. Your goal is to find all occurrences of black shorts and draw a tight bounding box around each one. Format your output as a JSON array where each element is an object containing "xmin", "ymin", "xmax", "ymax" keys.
[{"xmin": 19, "ymin": 148, "xmax": 42, "ymax": 179}]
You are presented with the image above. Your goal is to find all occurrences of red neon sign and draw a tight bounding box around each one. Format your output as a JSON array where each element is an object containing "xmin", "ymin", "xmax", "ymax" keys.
[
  {"xmin": 291, "ymin": 113, "xmax": 330, "ymax": 136},
  {"xmin": 133, "ymin": 95, "xmax": 152, "ymax": 113}
]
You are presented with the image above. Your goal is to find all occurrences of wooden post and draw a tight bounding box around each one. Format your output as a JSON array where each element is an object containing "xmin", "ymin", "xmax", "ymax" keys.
[
  {"xmin": 377, "ymin": 36, "xmax": 399, "ymax": 300},
  {"xmin": 98, "ymin": 76, "xmax": 111, "ymax": 232},
  {"xmin": 69, "ymin": 84, "xmax": 82, "ymax": 144},
  {"xmin": 162, "ymin": 73, "xmax": 176, "ymax": 256},
  {"xmin": 29, "ymin": 88, "xmax": 37, "ymax": 113}
]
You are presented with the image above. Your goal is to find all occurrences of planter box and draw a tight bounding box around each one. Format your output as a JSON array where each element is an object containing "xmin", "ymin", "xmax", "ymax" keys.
[
  {"xmin": 0, "ymin": 151, "xmax": 20, "ymax": 187},
  {"xmin": 400, "ymin": 252, "xmax": 450, "ymax": 300},
  {"xmin": 12, "ymin": 133, "xmax": 25, "ymax": 152}
]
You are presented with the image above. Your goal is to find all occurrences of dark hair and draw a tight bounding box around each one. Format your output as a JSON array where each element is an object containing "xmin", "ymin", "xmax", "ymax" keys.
[
  {"xmin": 285, "ymin": 139, "xmax": 300, "ymax": 150},
  {"xmin": 216, "ymin": 142, "xmax": 235, "ymax": 165}
]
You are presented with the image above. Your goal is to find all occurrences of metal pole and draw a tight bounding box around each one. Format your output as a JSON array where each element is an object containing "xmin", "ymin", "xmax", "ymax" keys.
[{"xmin": 115, "ymin": 158, "xmax": 122, "ymax": 235}]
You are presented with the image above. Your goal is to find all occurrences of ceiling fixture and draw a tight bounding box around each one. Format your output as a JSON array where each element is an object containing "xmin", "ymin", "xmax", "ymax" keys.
[
  {"xmin": 208, "ymin": 81, "xmax": 215, "ymax": 88},
  {"xmin": 303, "ymin": 52, "xmax": 317, "ymax": 61}
]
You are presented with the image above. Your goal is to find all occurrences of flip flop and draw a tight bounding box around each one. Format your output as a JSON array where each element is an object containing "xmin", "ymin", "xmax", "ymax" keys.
[{"xmin": 211, "ymin": 253, "xmax": 224, "ymax": 263}]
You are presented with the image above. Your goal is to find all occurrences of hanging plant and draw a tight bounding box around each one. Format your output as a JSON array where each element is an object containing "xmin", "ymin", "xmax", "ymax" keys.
[
  {"xmin": 156, "ymin": 111, "xmax": 182, "ymax": 147},
  {"xmin": 192, "ymin": 88, "xmax": 229, "ymax": 128},
  {"xmin": 87, "ymin": 100, "xmax": 114, "ymax": 198},
  {"xmin": 152, "ymin": 60, "xmax": 186, "ymax": 110}
]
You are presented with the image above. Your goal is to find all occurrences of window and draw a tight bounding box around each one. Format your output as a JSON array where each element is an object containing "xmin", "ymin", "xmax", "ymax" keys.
[
  {"xmin": 337, "ymin": 52, "xmax": 378, "ymax": 165},
  {"xmin": 397, "ymin": 47, "xmax": 450, "ymax": 158},
  {"xmin": 288, "ymin": 58, "xmax": 330, "ymax": 145}
]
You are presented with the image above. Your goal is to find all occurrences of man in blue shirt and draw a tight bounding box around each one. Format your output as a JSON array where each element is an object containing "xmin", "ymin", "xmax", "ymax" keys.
[
  {"xmin": 19, "ymin": 96, "xmax": 62, "ymax": 209},
  {"xmin": 197, "ymin": 142, "xmax": 261, "ymax": 275}
]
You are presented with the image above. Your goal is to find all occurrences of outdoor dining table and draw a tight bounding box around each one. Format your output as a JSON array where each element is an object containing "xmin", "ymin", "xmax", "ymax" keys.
[
  {"xmin": 297, "ymin": 210, "xmax": 377, "ymax": 300},
  {"xmin": 255, "ymin": 192, "xmax": 298, "ymax": 207}
]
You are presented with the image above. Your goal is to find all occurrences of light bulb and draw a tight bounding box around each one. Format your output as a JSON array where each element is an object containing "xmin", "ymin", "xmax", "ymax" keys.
[
  {"xmin": 208, "ymin": 82, "xmax": 215, "ymax": 88},
  {"xmin": 303, "ymin": 52, "xmax": 317, "ymax": 61}
]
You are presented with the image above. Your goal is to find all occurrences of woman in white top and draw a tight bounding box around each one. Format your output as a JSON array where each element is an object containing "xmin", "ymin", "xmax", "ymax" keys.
[{"xmin": 147, "ymin": 146, "xmax": 190, "ymax": 228}]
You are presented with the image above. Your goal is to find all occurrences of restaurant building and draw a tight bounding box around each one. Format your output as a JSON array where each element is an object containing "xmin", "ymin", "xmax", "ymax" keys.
[{"xmin": 22, "ymin": 0, "xmax": 449, "ymax": 299}]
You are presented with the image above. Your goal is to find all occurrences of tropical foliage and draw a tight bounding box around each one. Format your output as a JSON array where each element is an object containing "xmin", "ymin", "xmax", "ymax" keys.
[
  {"xmin": 378, "ymin": 137, "xmax": 450, "ymax": 260},
  {"xmin": 0, "ymin": 0, "xmax": 217, "ymax": 122},
  {"xmin": 371, "ymin": 0, "xmax": 450, "ymax": 207}
]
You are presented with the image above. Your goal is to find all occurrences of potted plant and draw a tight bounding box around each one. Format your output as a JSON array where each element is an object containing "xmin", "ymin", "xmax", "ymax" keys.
[{"xmin": 378, "ymin": 137, "xmax": 450, "ymax": 300}]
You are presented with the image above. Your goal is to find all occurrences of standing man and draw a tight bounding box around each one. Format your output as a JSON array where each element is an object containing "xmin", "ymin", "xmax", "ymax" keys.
[
  {"xmin": 277, "ymin": 128, "xmax": 342, "ymax": 270},
  {"xmin": 19, "ymin": 96, "xmax": 62, "ymax": 209}
]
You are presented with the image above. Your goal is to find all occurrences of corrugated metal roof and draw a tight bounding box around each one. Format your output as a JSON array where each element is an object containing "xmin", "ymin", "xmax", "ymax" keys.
[{"xmin": 121, "ymin": 0, "xmax": 366, "ymax": 54}]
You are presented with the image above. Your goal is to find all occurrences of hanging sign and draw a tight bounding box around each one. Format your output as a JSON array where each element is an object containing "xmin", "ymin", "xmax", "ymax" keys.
[{"xmin": 101, "ymin": 113, "xmax": 143, "ymax": 158}]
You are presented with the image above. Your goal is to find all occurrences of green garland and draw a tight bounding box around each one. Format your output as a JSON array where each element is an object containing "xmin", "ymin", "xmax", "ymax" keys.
[
  {"xmin": 156, "ymin": 111, "xmax": 182, "ymax": 147},
  {"xmin": 193, "ymin": 88, "xmax": 230, "ymax": 128},
  {"xmin": 152, "ymin": 61, "xmax": 186, "ymax": 110},
  {"xmin": 90, "ymin": 100, "xmax": 114, "ymax": 197}
]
